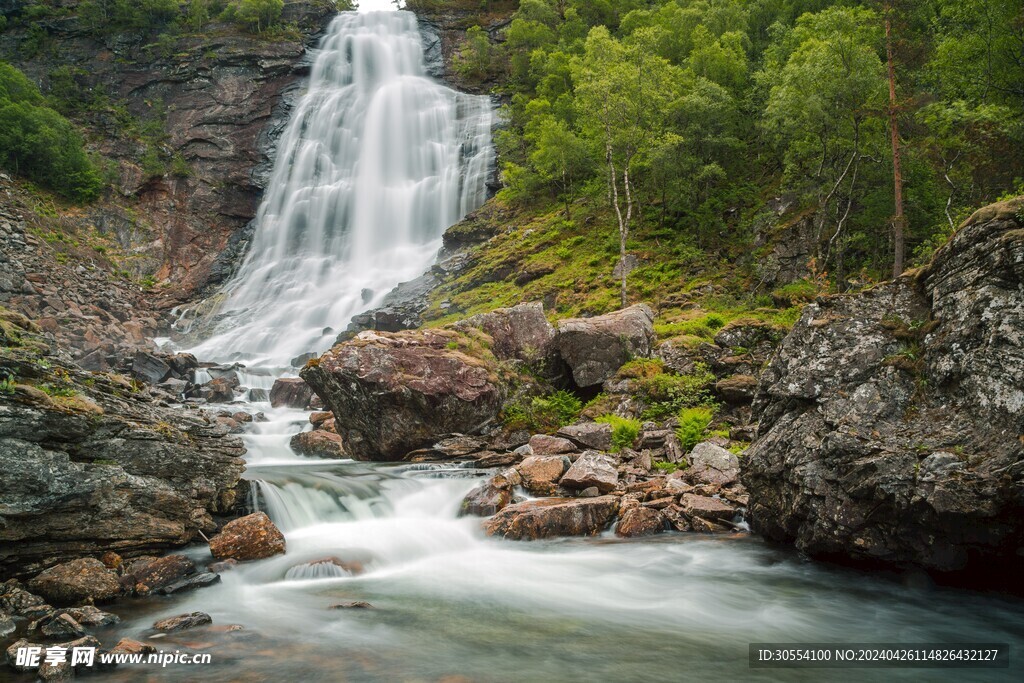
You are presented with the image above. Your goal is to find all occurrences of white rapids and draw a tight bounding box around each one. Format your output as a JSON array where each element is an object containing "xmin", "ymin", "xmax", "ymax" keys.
[{"xmin": 189, "ymin": 10, "xmax": 492, "ymax": 367}]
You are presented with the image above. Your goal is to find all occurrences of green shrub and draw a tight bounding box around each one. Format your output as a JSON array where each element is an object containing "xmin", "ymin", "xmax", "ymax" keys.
[
  {"xmin": 502, "ymin": 389, "xmax": 582, "ymax": 432},
  {"xmin": 595, "ymin": 414, "xmax": 641, "ymax": 452},
  {"xmin": 635, "ymin": 363, "xmax": 715, "ymax": 420},
  {"xmin": 675, "ymin": 406, "xmax": 715, "ymax": 452}
]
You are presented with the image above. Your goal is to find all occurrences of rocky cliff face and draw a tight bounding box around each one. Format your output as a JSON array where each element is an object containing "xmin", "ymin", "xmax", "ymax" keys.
[
  {"xmin": 0, "ymin": 2, "xmax": 335, "ymax": 305},
  {"xmin": 0, "ymin": 307, "xmax": 246, "ymax": 577},
  {"xmin": 742, "ymin": 198, "xmax": 1024, "ymax": 578}
]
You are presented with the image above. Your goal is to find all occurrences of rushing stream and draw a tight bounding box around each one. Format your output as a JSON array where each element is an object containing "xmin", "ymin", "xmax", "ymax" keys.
[{"xmin": 110, "ymin": 7, "xmax": 1024, "ymax": 682}]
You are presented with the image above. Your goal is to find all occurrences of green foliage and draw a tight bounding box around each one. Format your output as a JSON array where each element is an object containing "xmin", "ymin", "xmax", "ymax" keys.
[
  {"xmin": 675, "ymin": 405, "xmax": 715, "ymax": 453},
  {"xmin": 595, "ymin": 414, "xmax": 641, "ymax": 451},
  {"xmin": 635, "ymin": 363, "xmax": 716, "ymax": 421},
  {"xmin": 0, "ymin": 62, "xmax": 102, "ymax": 202},
  {"xmin": 502, "ymin": 389, "xmax": 582, "ymax": 432},
  {"xmin": 453, "ymin": 26, "xmax": 494, "ymax": 81},
  {"xmin": 228, "ymin": 0, "xmax": 284, "ymax": 33}
]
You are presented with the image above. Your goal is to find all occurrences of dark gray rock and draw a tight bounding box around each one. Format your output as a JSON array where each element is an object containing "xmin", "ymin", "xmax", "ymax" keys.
[
  {"xmin": 556, "ymin": 305, "xmax": 655, "ymax": 388},
  {"xmin": 743, "ymin": 198, "xmax": 1024, "ymax": 575}
]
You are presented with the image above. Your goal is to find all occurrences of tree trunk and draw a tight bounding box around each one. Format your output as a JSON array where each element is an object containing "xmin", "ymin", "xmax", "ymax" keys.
[
  {"xmin": 886, "ymin": 5, "xmax": 905, "ymax": 278},
  {"xmin": 606, "ymin": 142, "xmax": 628, "ymax": 307}
]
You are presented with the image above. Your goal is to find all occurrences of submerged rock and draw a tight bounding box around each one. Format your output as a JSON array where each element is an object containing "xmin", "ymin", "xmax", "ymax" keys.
[
  {"xmin": 743, "ymin": 198, "xmax": 1024, "ymax": 575},
  {"xmin": 485, "ymin": 496, "xmax": 620, "ymax": 540},
  {"xmin": 153, "ymin": 612, "xmax": 212, "ymax": 633},
  {"xmin": 301, "ymin": 329, "xmax": 510, "ymax": 460},
  {"xmin": 209, "ymin": 512, "xmax": 286, "ymax": 562}
]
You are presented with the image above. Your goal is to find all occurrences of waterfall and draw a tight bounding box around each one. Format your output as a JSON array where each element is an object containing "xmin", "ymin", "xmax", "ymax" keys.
[{"xmin": 190, "ymin": 11, "xmax": 493, "ymax": 366}]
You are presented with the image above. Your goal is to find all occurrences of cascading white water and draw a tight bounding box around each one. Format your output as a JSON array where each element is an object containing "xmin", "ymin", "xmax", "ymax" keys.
[{"xmin": 190, "ymin": 11, "xmax": 493, "ymax": 366}]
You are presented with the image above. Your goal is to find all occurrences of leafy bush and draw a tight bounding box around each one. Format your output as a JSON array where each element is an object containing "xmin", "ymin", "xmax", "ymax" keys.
[
  {"xmin": 502, "ymin": 389, "xmax": 582, "ymax": 432},
  {"xmin": 675, "ymin": 406, "xmax": 715, "ymax": 452},
  {"xmin": 0, "ymin": 63, "xmax": 102, "ymax": 202},
  {"xmin": 634, "ymin": 362, "xmax": 715, "ymax": 420},
  {"xmin": 595, "ymin": 414, "xmax": 640, "ymax": 452}
]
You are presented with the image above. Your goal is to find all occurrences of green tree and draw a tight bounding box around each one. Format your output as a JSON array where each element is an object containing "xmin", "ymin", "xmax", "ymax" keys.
[
  {"xmin": 760, "ymin": 6, "xmax": 888, "ymax": 274},
  {"xmin": 574, "ymin": 26, "xmax": 683, "ymax": 305},
  {"xmin": 232, "ymin": 0, "xmax": 284, "ymax": 33},
  {"xmin": 452, "ymin": 26, "xmax": 493, "ymax": 81}
]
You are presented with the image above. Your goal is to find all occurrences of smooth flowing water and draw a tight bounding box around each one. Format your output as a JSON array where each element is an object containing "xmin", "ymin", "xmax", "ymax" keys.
[
  {"xmin": 189, "ymin": 10, "xmax": 493, "ymax": 367},
  {"xmin": 124, "ymin": 8, "xmax": 1024, "ymax": 682}
]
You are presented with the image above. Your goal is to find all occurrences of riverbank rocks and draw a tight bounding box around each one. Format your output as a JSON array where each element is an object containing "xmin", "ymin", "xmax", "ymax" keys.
[
  {"xmin": 687, "ymin": 442, "xmax": 740, "ymax": 486},
  {"xmin": 289, "ymin": 430, "xmax": 344, "ymax": 458},
  {"xmin": 485, "ymin": 496, "xmax": 620, "ymax": 540},
  {"xmin": 0, "ymin": 319, "xmax": 246, "ymax": 577},
  {"xmin": 528, "ymin": 434, "xmax": 576, "ymax": 455},
  {"xmin": 517, "ymin": 455, "xmax": 571, "ymax": 495},
  {"xmin": 615, "ymin": 507, "xmax": 666, "ymax": 537},
  {"xmin": 270, "ymin": 378, "xmax": 313, "ymax": 409},
  {"xmin": 27, "ymin": 559, "xmax": 121, "ymax": 606},
  {"xmin": 556, "ymin": 304, "xmax": 655, "ymax": 388},
  {"xmin": 301, "ymin": 328, "xmax": 510, "ymax": 460},
  {"xmin": 557, "ymin": 422, "xmax": 613, "ymax": 451},
  {"xmin": 743, "ymin": 198, "xmax": 1024, "ymax": 577},
  {"xmin": 126, "ymin": 555, "xmax": 196, "ymax": 596},
  {"xmin": 209, "ymin": 512, "xmax": 285, "ymax": 562},
  {"xmin": 559, "ymin": 452, "xmax": 618, "ymax": 493}
]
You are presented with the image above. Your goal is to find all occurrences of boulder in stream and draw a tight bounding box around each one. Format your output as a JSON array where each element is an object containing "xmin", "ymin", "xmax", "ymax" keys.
[
  {"xmin": 208, "ymin": 512, "xmax": 286, "ymax": 561},
  {"xmin": 485, "ymin": 496, "xmax": 620, "ymax": 540}
]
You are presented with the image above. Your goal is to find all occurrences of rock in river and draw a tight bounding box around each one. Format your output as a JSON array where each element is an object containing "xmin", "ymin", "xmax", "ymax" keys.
[
  {"xmin": 27, "ymin": 559, "xmax": 121, "ymax": 606},
  {"xmin": 485, "ymin": 496, "xmax": 620, "ymax": 540},
  {"xmin": 209, "ymin": 512, "xmax": 286, "ymax": 562}
]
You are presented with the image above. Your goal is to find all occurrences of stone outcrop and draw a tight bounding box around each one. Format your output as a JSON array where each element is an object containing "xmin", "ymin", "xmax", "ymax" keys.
[
  {"xmin": 556, "ymin": 304, "xmax": 655, "ymax": 388},
  {"xmin": 743, "ymin": 198, "xmax": 1024, "ymax": 576},
  {"xmin": 456, "ymin": 302, "xmax": 560, "ymax": 375},
  {"xmin": 301, "ymin": 328, "xmax": 510, "ymax": 461},
  {"xmin": 0, "ymin": 312, "xmax": 246, "ymax": 577}
]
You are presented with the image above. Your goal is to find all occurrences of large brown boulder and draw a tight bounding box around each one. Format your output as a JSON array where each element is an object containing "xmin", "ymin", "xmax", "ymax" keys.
[
  {"xmin": 301, "ymin": 329, "xmax": 510, "ymax": 461},
  {"xmin": 208, "ymin": 512, "xmax": 285, "ymax": 562},
  {"xmin": 27, "ymin": 559, "xmax": 121, "ymax": 606},
  {"xmin": 556, "ymin": 304, "xmax": 655, "ymax": 388},
  {"xmin": 485, "ymin": 496, "xmax": 620, "ymax": 540},
  {"xmin": 743, "ymin": 198, "xmax": 1024, "ymax": 576}
]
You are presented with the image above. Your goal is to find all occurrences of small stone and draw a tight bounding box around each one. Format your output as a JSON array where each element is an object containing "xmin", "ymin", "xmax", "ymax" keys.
[
  {"xmin": 152, "ymin": 612, "xmax": 212, "ymax": 633},
  {"xmin": 156, "ymin": 572, "xmax": 221, "ymax": 595},
  {"xmin": 207, "ymin": 559, "xmax": 238, "ymax": 573},
  {"xmin": 110, "ymin": 638, "xmax": 156, "ymax": 656},
  {"xmin": 129, "ymin": 555, "xmax": 196, "ymax": 595},
  {"xmin": 269, "ymin": 378, "xmax": 313, "ymax": 409},
  {"xmin": 557, "ymin": 422, "xmax": 613, "ymax": 451},
  {"xmin": 687, "ymin": 442, "xmax": 740, "ymax": 486},
  {"xmin": 680, "ymin": 494, "xmax": 737, "ymax": 521},
  {"xmin": 578, "ymin": 487, "xmax": 599, "ymax": 498},
  {"xmin": 329, "ymin": 601, "xmax": 373, "ymax": 609}
]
